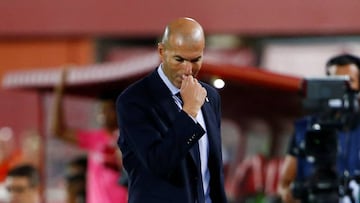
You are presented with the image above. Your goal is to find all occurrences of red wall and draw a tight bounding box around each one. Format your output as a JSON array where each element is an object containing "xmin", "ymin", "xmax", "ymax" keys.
[
  {"xmin": 0, "ymin": 90, "xmax": 40, "ymax": 147},
  {"xmin": 0, "ymin": 0, "xmax": 360, "ymax": 36},
  {"xmin": 0, "ymin": 38, "xmax": 94, "ymax": 81}
]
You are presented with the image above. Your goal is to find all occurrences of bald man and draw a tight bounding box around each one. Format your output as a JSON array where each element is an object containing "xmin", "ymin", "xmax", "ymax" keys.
[{"xmin": 116, "ymin": 17, "xmax": 228, "ymax": 203}]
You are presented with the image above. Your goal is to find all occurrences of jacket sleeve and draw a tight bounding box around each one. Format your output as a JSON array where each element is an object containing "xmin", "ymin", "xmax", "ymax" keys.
[{"xmin": 116, "ymin": 94, "xmax": 205, "ymax": 178}]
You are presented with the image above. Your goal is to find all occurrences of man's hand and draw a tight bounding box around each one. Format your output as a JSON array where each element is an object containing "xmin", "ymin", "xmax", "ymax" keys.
[{"xmin": 180, "ymin": 75, "xmax": 207, "ymax": 118}]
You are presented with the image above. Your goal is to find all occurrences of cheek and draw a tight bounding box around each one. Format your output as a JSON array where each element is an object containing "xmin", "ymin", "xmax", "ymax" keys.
[{"xmin": 171, "ymin": 63, "xmax": 184, "ymax": 73}]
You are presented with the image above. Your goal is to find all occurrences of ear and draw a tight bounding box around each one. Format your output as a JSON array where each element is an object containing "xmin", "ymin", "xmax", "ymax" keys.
[{"xmin": 158, "ymin": 43, "xmax": 164, "ymax": 61}]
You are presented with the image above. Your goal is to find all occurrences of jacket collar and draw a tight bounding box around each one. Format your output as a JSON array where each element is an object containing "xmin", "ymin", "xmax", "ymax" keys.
[{"xmin": 145, "ymin": 69, "xmax": 180, "ymax": 123}]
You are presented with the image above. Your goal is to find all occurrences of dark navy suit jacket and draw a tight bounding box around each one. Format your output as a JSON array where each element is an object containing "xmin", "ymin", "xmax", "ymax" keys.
[{"xmin": 116, "ymin": 69, "xmax": 227, "ymax": 203}]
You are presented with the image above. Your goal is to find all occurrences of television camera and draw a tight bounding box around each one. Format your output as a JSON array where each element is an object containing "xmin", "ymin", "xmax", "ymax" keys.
[{"xmin": 292, "ymin": 76, "xmax": 360, "ymax": 203}]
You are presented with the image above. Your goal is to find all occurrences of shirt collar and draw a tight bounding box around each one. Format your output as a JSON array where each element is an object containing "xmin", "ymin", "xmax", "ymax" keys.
[{"xmin": 157, "ymin": 64, "xmax": 179, "ymax": 95}]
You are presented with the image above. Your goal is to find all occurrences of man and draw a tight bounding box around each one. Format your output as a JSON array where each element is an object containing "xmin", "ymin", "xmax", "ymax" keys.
[
  {"xmin": 51, "ymin": 69, "xmax": 128, "ymax": 203},
  {"xmin": 278, "ymin": 54, "xmax": 360, "ymax": 203},
  {"xmin": 116, "ymin": 17, "xmax": 228, "ymax": 203},
  {"xmin": 5, "ymin": 164, "xmax": 40, "ymax": 203}
]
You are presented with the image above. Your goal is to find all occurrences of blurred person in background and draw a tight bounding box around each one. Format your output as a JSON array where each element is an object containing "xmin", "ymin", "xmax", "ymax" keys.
[
  {"xmin": 116, "ymin": 17, "xmax": 227, "ymax": 203},
  {"xmin": 278, "ymin": 54, "xmax": 360, "ymax": 203},
  {"xmin": 51, "ymin": 69, "xmax": 127, "ymax": 203},
  {"xmin": 65, "ymin": 156, "xmax": 87, "ymax": 203},
  {"xmin": 18, "ymin": 130, "xmax": 42, "ymax": 169},
  {"xmin": 0, "ymin": 129, "xmax": 41, "ymax": 202},
  {"xmin": 5, "ymin": 164, "xmax": 40, "ymax": 203},
  {"xmin": 0, "ymin": 127, "xmax": 22, "ymax": 183}
]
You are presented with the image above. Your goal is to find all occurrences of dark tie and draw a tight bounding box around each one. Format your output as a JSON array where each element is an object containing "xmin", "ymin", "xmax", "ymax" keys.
[{"xmin": 175, "ymin": 92, "xmax": 183, "ymax": 106}]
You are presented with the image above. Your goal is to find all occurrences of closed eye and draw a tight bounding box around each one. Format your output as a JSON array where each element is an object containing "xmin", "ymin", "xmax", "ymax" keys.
[
  {"xmin": 175, "ymin": 57, "xmax": 185, "ymax": 62},
  {"xmin": 190, "ymin": 57, "xmax": 202, "ymax": 63},
  {"xmin": 174, "ymin": 56, "xmax": 202, "ymax": 63}
]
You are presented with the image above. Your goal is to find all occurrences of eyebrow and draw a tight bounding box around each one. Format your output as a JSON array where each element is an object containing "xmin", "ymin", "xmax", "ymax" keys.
[{"xmin": 174, "ymin": 55, "xmax": 202, "ymax": 62}]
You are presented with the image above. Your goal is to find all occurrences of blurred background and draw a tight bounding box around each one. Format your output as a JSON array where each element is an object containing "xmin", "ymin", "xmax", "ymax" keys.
[{"xmin": 1, "ymin": 0, "xmax": 360, "ymax": 202}]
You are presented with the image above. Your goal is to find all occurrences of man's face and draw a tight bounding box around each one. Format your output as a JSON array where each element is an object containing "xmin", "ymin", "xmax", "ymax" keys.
[
  {"xmin": 158, "ymin": 39, "xmax": 204, "ymax": 89},
  {"xmin": 5, "ymin": 176, "xmax": 38, "ymax": 203},
  {"xmin": 329, "ymin": 64, "xmax": 360, "ymax": 91}
]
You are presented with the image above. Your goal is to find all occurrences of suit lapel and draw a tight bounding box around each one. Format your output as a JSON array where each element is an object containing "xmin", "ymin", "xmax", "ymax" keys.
[
  {"xmin": 145, "ymin": 70, "xmax": 219, "ymax": 169},
  {"xmin": 201, "ymin": 97, "xmax": 221, "ymax": 163},
  {"xmin": 189, "ymin": 98, "xmax": 221, "ymax": 171},
  {"xmin": 145, "ymin": 70, "xmax": 180, "ymax": 124},
  {"xmin": 146, "ymin": 71, "xmax": 201, "ymax": 171}
]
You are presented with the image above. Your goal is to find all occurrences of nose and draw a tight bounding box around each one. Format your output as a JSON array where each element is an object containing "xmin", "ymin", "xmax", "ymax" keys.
[{"xmin": 183, "ymin": 61, "xmax": 193, "ymax": 75}]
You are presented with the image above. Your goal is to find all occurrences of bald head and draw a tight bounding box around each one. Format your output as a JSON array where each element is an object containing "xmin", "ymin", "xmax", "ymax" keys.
[
  {"xmin": 161, "ymin": 17, "xmax": 205, "ymax": 49},
  {"xmin": 158, "ymin": 17, "xmax": 205, "ymax": 88}
]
